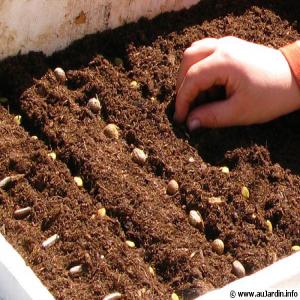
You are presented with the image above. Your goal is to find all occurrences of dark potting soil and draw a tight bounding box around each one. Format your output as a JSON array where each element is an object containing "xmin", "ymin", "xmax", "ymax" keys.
[{"xmin": 0, "ymin": 0, "xmax": 300, "ymax": 299}]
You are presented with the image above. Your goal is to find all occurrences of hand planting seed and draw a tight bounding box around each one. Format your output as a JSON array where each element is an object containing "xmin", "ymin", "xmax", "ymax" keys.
[
  {"xmin": 291, "ymin": 245, "xmax": 300, "ymax": 252},
  {"xmin": 132, "ymin": 148, "xmax": 147, "ymax": 165},
  {"xmin": 69, "ymin": 265, "xmax": 83, "ymax": 275},
  {"xmin": 0, "ymin": 97, "xmax": 8, "ymax": 104},
  {"xmin": 0, "ymin": 174, "xmax": 24, "ymax": 188},
  {"xmin": 42, "ymin": 234, "xmax": 60, "ymax": 249},
  {"xmin": 241, "ymin": 186, "xmax": 250, "ymax": 199},
  {"xmin": 167, "ymin": 179, "xmax": 179, "ymax": 195},
  {"xmin": 103, "ymin": 124, "xmax": 119, "ymax": 139},
  {"xmin": 188, "ymin": 210, "xmax": 204, "ymax": 230},
  {"xmin": 212, "ymin": 239, "xmax": 224, "ymax": 255},
  {"xmin": 171, "ymin": 292, "xmax": 180, "ymax": 300},
  {"xmin": 14, "ymin": 115, "xmax": 22, "ymax": 126},
  {"xmin": 54, "ymin": 67, "xmax": 66, "ymax": 83},
  {"xmin": 114, "ymin": 57, "xmax": 124, "ymax": 67},
  {"xmin": 74, "ymin": 176, "xmax": 83, "ymax": 187},
  {"xmin": 97, "ymin": 207, "xmax": 106, "ymax": 217},
  {"xmin": 103, "ymin": 292, "xmax": 122, "ymax": 300},
  {"xmin": 266, "ymin": 220, "xmax": 273, "ymax": 233},
  {"xmin": 48, "ymin": 152, "xmax": 57, "ymax": 160},
  {"xmin": 14, "ymin": 207, "xmax": 32, "ymax": 219},
  {"xmin": 208, "ymin": 197, "xmax": 224, "ymax": 205},
  {"xmin": 232, "ymin": 260, "xmax": 246, "ymax": 278},
  {"xmin": 125, "ymin": 240, "xmax": 135, "ymax": 248},
  {"xmin": 87, "ymin": 97, "xmax": 101, "ymax": 114},
  {"xmin": 130, "ymin": 80, "xmax": 139, "ymax": 89},
  {"xmin": 220, "ymin": 166, "xmax": 230, "ymax": 174}
]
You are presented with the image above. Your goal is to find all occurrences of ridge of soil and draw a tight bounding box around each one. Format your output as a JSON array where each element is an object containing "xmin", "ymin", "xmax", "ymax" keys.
[{"xmin": 0, "ymin": 0, "xmax": 300, "ymax": 299}]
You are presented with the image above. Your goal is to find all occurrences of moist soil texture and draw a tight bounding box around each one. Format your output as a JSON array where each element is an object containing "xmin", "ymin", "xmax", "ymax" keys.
[{"xmin": 1, "ymin": 0, "xmax": 300, "ymax": 299}]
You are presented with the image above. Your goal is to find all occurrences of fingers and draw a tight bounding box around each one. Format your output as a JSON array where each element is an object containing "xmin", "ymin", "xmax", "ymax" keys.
[
  {"xmin": 176, "ymin": 38, "xmax": 218, "ymax": 93},
  {"xmin": 175, "ymin": 55, "xmax": 228, "ymax": 123},
  {"xmin": 187, "ymin": 96, "xmax": 238, "ymax": 129}
]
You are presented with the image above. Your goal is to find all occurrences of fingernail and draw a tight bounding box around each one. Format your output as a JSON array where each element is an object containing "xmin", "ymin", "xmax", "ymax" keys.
[{"xmin": 188, "ymin": 119, "xmax": 200, "ymax": 131}]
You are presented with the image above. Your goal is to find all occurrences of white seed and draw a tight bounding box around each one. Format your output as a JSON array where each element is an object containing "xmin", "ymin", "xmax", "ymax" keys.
[
  {"xmin": 69, "ymin": 265, "xmax": 83, "ymax": 275},
  {"xmin": 220, "ymin": 166, "xmax": 230, "ymax": 174},
  {"xmin": 87, "ymin": 97, "xmax": 101, "ymax": 114},
  {"xmin": 266, "ymin": 220, "xmax": 273, "ymax": 233},
  {"xmin": 0, "ymin": 174, "xmax": 24, "ymax": 188},
  {"xmin": 189, "ymin": 210, "xmax": 204, "ymax": 230},
  {"xmin": 114, "ymin": 57, "xmax": 124, "ymax": 67},
  {"xmin": 149, "ymin": 266, "xmax": 155, "ymax": 275},
  {"xmin": 125, "ymin": 240, "xmax": 135, "ymax": 248},
  {"xmin": 232, "ymin": 260, "xmax": 246, "ymax": 278},
  {"xmin": 241, "ymin": 186, "xmax": 250, "ymax": 199},
  {"xmin": 54, "ymin": 67, "xmax": 66, "ymax": 83},
  {"xmin": 42, "ymin": 234, "xmax": 60, "ymax": 249},
  {"xmin": 167, "ymin": 179, "xmax": 179, "ymax": 195},
  {"xmin": 14, "ymin": 115, "xmax": 22, "ymax": 126},
  {"xmin": 188, "ymin": 157, "xmax": 195, "ymax": 163},
  {"xmin": 212, "ymin": 239, "xmax": 224, "ymax": 255},
  {"xmin": 132, "ymin": 148, "xmax": 147, "ymax": 165},
  {"xmin": 171, "ymin": 292, "xmax": 180, "ymax": 300},
  {"xmin": 48, "ymin": 152, "xmax": 56, "ymax": 160},
  {"xmin": 14, "ymin": 207, "xmax": 32, "ymax": 219},
  {"xmin": 291, "ymin": 245, "xmax": 300, "ymax": 252},
  {"xmin": 103, "ymin": 292, "xmax": 122, "ymax": 300},
  {"xmin": 74, "ymin": 176, "xmax": 83, "ymax": 187},
  {"xmin": 97, "ymin": 207, "xmax": 106, "ymax": 217},
  {"xmin": 208, "ymin": 197, "xmax": 224, "ymax": 205},
  {"xmin": 130, "ymin": 80, "xmax": 139, "ymax": 89},
  {"xmin": 103, "ymin": 124, "xmax": 119, "ymax": 139},
  {"xmin": 31, "ymin": 135, "xmax": 38, "ymax": 140}
]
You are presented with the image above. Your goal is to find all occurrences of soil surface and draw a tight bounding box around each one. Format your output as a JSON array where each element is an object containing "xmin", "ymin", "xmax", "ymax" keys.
[{"xmin": 1, "ymin": 0, "xmax": 300, "ymax": 299}]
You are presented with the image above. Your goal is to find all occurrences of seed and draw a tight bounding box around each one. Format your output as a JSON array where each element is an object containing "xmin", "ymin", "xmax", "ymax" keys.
[
  {"xmin": 97, "ymin": 207, "xmax": 106, "ymax": 217},
  {"xmin": 42, "ymin": 234, "xmax": 60, "ymax": 249},
  {"xmin": 74, "ymin": 176, "xmax": 83, "ymax": 187},
  {"xmin": 14, "ymin": 115, "xmax": 22, "ymax": 126},
  {"xmin": 48, "ymin": 152, "xmax": 56, "ymax": 160},
  {"xmin": 188, "ymin": 157, "xmax": 195, "ymax": 163},
  {"xmin": 31, "ymin": 135, "xmax": 38, "ymax": 140},
  {"xmin": 188, "ymin": 210, "xmax": 204, "ymax": 230},
  {"xmin": 167, "ymin": 179, "xmax": 179, "ymax": 195},
  {"xmin": 54, "ymin": 67, "xmax": 66, "ymax": 83},
  {"xmin": 212, "ymin": 239, "xmax": 224, "ymax": 255},
  {"xmin": 114, "ymin": 57, "xmax": 124, "ymax": 67},
  {"xmin": 130, "ymin": 80, "xmax": 139, "ymax": 89},
  {"xmin": 0, "ymin": 97, "xmax": 8, "ymax": 104},
  {"xmin": 103, "ymin": 292, "xmax": 122, "ymax": 300},
  {"xmin": 125, "ymin": 240, "xmax": 135, "ymax": 248},
  {"xmin": 87, "ymin": 97, "xmax": 101, "ymax": 114},
  {"xmin": 132, "ymin": 148, "xmax": 147, "ymax": 165},
  {"xmin": 266, "ymin": 220, "xmax": 273, "ymax": 233},
  {"xmin": 69, "ymin": 265, "xmax": 82, "ymax": 275},
  {"xmin": 208, "ymin": 197, "xmax": 224, "ymax": 205},
  {"xmin": 103, "ymin": 124, "xmax": 119, "ymax": 139},
  {"xmin": 149, "ymin": 266, "xmax": 155, "ymax": 275},
  {"xmin": 241, "ymin": 186, "xmax": 250, "ymax": 199},
  {"xmin": 0, "ymin": 174, "xmax": 24, "ymax": 188},
  {"xmin": 232, "ymin": 260, "xmax": 246, "ymax": 278},
  {"xmin": 171, "ymin": 292, "xmax": 180, "ymax": 300},
  {"xmin": 291, "ymin": 245, "xmax": 300, "ymax": 252},
  {"xmin": 220, "ymin": 166, "xmax": 230, "ymax": 174},
  {"xmin": 14, "ymin": 207, "xmax": 32, "ymax": 219}
]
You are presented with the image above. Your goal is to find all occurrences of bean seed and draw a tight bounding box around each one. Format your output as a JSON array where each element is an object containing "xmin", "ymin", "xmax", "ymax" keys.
[
  {"xmin": 103, "ymin": 124, "xmax": 119, "ymax": 139},
  {"xmin": 232, "ymin": 260, "xmax": 246, "ymax": 278},
  {"xmin": 208, "ymin": 197, "xmax": 224, "ymax": 205},
  {"xmin": 171, "ymin": 292, "xmax": 180, "ymax": 300},
  {"xmin": 212, "ymin": 239, "xmax": 224, "ymax": 255},
  {"xmin": 241, "ymin": 186, "xmax": 250, "ymax": 199},
  {"xmin": 125, "ymin": 240, "xmax": 135, "ymax": 248},
  {"xmin": 48, "ymin": 152, "xmax": 56, "ymax": 160},
  {"xmin": 42, "ymin": 234, "xmax": 60, "ymax": 249},
  {"xmin": 97, "ymin": 207, "xmax": 106, "ymax": 217},
  {"xmin": 31, "ymin": 135, "xmax": 38, "ymax": 140},
  {"xmin": 188, "ymin": 157, "xmax": 195, "ymax": 163},
  {"xmin": 69, "ymin": 265, "xmax": 82, "ymax": 275},
  {"xmin": 266, "ymin": 220, "xmax": 273, "ymax": 233},
  {"xmin": 132, "ymin": 148, "xmax": 147, "ymax": 165},
  {"xmin": 87, "ymin": 97, "xmax": 101, "ymax": 114},
  {"xmin": 130, "ymin": 80, "xmax": 139, "ymax": 89},
  {"xmin": 74, "ymin": 176, "xmax": 83, "ymax": 187},
  {"xmin": 189, "ymin": 210, "xmax": 204, "ymax": 230},
  {"xmin": 14, "ymin": 207, "xmax": 32, "ymax": 219},
  {"xmin": 291, "ymin": 245, "xmax": 300, "ymax": 252},
  {"xmin": 0, "ymin": 174, "xmax": 24, "ymax": 188},
  {"xmin": 220, "ymin": 166, "xmax": 229, "ymax": 174},
  {"xmin": 14, "ymin": 115, "xmax": 22, "ymax": 126},
  {"xmin": 167, "ymin": 179, "xmax": 179, "ymax": 195},
  {"xmin": 149, "ymin": 266, "xmax": 155, "ymax": 276},
  {"xmin": 103, "ymin": 292, "xmax": 122, "ymax": 300},
  {"xmin": 54, "ymin": 67, "xmax": 66, "ymax": 83}
]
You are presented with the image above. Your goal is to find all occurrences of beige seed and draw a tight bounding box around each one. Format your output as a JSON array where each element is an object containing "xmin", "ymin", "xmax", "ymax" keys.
[
  {"xmin": 54, "ymin": 67, "xmax": 66, "ymax": 83},
  {"xmin": 0, "ymin": 174, "xmax": 24, "ymax": 188},
  {"xmin": 31, "ymin": 135, "xmax": 38, "ymax": 140},
  {"xmin": 97, "ymin": 207, "xmax": 106, "ymax": 217},
  {"xmin": 14, "ymin": 207, "xmax": 32, "ymax": 219},
  {"xmin": 132, "ymin": 148, "xmax": 147, "ymax": 165},
  {"xmin": 232, "ymin": 260, "xmax": 246, "ymax": 278},
  {"xmin": 114, "ymin": 57, "xmax": 124, "ymax": 67},
  {"xmin": 48, "ymin": 152, "xmax": 57, "ymax": 160},
  {"xmin": 103, "ymin": 124, "xmax": 119, "ymax": 139},
  {"xmin": 208, "ymin": 197, "xmax": 224, "ymax": 205},
  {"xmin": 125, "ymin": 240, "xmax": 135, "ymax": 248},
  {"xmin": 189, "ymin": 210, "xmax": 204, "ymax": 230},
  {"xmin": 291, "ymin": 245, "xmax": 300, "ymax": 252},
  {"xmin": 167, "ymin": 179, "xmax": 179, "ymax": 195},
  {"xmin": 188, "ymin": 157, "xmax": 195, "ymax": 163},
  {"xmin": 14, "ymin": 115, "xmax": 22, "ymax": 126},
  {"xmin": 103, "ymin": 292, "xmax": 122, "ymax": 300},
  {"xmin": 42, "ymin": 234, "xmax": 60, "ymax": 249},
  {"xmin": 87, "ymin": 97, "xmax": 101, "ymax": 114},
  {"xmin": 130, "ymin": 80, "xmax": 139, "ymax": 89},
  {"xmin": 241, "ymin": 186, "xmax": 250, "ymax": 199},
  {"xmin": 74, "ymin": 176, "xmax": 83, "ymax": 187},
  {"xmin": 69, "ymin": 265, "xmax": 82, "ymax": 275},
  {"xmin": 212, "ymin": 239, "xmax": 224, "ymax": 255},
  {"xmin": 171, "ymin": 292, "xmax": 180, "ymax": 300},
  {"xmin": 149, "ymin": 266, "xmax": 155, "ymax": 276},
  {"xmin": 266, "ymin": 220, "xmax": 273, "ymax": 233},
  {"xmin": 220, "ymin": 166, "xmax": 230, "ymax": 174}
]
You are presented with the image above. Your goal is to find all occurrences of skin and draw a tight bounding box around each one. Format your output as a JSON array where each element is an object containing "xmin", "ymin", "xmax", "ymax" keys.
[{"xmin": 174, "ymin": 37, "xmax": 300, "ymax": 130}]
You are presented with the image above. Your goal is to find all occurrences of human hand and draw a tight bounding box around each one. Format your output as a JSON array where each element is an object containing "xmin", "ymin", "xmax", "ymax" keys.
[{"xmin": 174, "ymin": 37, "xmax": 300, "ymax": 130}]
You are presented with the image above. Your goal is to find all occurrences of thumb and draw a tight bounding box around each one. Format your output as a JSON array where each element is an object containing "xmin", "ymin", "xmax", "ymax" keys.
[{"xmin": 187, "ymin": 97, "xmax": 238, "ymax": 129}]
